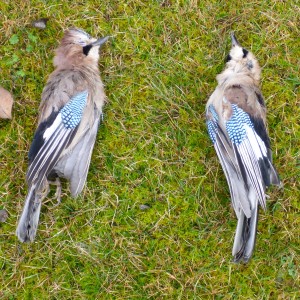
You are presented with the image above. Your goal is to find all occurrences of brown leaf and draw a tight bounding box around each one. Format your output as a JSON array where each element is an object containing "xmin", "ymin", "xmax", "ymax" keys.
[{"xmin": 0, "ymin": 87, "xmax": 13, "ymax": 119}]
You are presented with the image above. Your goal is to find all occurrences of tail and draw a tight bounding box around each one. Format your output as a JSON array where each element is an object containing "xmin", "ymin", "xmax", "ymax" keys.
[
  {"xmin": 232, "ymin": 156, "xmax": 280, "ymax": 263},
  {"xmin": 232, "ymin": 202, "xmax": 259, "ymax": 263},
  {"xmin": 16, "ymin": 183, "xmax": 42, "ymax": 242}
]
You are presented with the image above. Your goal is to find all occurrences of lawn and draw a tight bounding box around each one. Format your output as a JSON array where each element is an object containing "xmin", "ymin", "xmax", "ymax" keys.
[{"xmin": 0, "ymin": 0, "xmax": 299, "ymax": 299}]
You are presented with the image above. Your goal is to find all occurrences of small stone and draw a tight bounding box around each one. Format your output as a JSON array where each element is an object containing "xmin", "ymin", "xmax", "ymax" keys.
[
  {"xmin": 139, "ymin": 204, "xmax": 150, "ymax": 211},
  {"xmin": 0, "ymin": 209, "xmax": 8, "ymax": 223},
  {"xmin": 31, "ymin": 18, "xmax": 49, "ymax": 29},
  {"xmin": 0, "ymin": 87, "xmax": 13, "ymax": 119}
]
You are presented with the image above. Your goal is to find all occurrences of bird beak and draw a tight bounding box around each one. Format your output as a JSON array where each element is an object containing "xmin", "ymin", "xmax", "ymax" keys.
[
  {"xmin": 230, "ymin": 32, "xmax": 240, "ymax": 47},
  {"xmin": 91, "ymin": 36, "xmax": 111, "ymax": 47}
]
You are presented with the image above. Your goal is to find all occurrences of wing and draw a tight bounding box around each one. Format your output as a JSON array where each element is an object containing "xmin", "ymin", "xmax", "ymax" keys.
[
  {"xmin": 206, "ymin": 104, "xmax": 251, "ymax": 217},
  {"xmin": 54, "ymin": 108, "xmax": 101, "ymax": 197},
  {"xmin": 27, "ymin": 91, "xmax": 88, "ymax": 186},
  {"xmin": 206, "ymin": 96, "xmax": 280, "ymax": 214},
  {"xmin": 225, "ymin": 103, "xmax": 268, "ymax": 208}
]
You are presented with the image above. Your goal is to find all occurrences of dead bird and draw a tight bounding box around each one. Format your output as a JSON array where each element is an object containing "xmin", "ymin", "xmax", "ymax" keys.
[
  {"xmin": 206, "ymin": 33, "xmax": 281, "ymax": 263},
  {"xmin": 16, "ymin": 28, "xmax": 110, "ymax": 242}
]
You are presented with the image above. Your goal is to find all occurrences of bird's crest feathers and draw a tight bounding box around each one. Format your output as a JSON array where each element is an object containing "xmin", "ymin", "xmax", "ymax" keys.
[{"xmin": 61, "ymin": 28, "xmax": 93, "ymax": 47}]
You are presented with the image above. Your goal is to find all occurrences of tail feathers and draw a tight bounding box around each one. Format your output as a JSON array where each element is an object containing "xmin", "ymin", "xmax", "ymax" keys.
[
  {"xmin": 16, "ymin": 184, "xmax": 42, "ymax": 243},
  {"xmin": 232, "ymin": 204, "xmax": 259, "ymax": 263}
]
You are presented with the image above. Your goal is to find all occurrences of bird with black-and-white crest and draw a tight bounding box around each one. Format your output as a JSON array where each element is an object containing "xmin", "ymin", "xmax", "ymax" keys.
[
  {"xmin": 16, "ymin": 28, "xmax": 110, "ymax": 242},
  {"xmin": 206, "ymin": 33, "xmax": 281, "ymax": 263}
]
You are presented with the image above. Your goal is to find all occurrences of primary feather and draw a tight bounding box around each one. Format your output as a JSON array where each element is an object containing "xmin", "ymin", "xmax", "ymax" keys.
[
  {"xmin": 206, "ymin": 33, "xmax": 281, "ymax": 262},
  {"xmin": 16, "ymin": 28, "xmax": 109, "ymax": 242}
]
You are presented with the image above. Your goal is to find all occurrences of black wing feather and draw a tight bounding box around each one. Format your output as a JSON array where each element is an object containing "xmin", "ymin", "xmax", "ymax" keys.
[{"xmin": 28, "ymin": 109, "xmax": 59, "ymax": 164}]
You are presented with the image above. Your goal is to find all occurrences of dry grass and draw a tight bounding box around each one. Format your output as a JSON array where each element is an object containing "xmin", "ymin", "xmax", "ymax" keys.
[{"xmin": 0, "ymin": 0, "xmax": 299, "ymax": 299}]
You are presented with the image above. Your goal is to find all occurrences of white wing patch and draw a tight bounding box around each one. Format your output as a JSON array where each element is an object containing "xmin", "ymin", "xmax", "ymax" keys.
[
  {"xmin": 43, "ymin": 114, "xmax": 62, "ymax": 140},
  {"xmin": 244, "ymin": 125, "xmax": 267, "ymax": 159}
]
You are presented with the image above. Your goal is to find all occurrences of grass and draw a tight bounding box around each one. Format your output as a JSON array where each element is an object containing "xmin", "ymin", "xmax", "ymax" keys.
[{"xmin": 0, "ymin": 0, "xmax": 299, "ymax": 299}]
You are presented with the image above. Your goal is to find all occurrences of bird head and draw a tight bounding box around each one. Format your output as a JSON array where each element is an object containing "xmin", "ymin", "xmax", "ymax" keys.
[
  {"xmin": 225, "ymin": 32, "xmax": 261, "ymax": 83},
  {"xmin": 53, "ymin": 28, "xmax": 110, "ymax": 68}
]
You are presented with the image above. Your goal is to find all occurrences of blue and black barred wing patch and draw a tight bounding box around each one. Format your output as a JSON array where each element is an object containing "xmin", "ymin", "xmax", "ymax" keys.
[
  {"xmin": 60, "ymin": 91, "xmax": 87, "ymax": 129},
  {"xmin": 27, "ymin": 91, "xmax": 88, "ymax": 185}
]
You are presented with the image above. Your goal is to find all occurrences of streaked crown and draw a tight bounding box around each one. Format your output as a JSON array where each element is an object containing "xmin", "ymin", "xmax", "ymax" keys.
[{"xmin": 61, "ymin": 28, "xmax": 96, "ymax": 47}]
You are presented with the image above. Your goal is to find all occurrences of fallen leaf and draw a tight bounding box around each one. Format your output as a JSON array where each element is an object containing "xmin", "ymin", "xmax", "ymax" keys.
[{"xmin": 0, "ymin": 87, "xmax": 13, "ymax": 119}]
